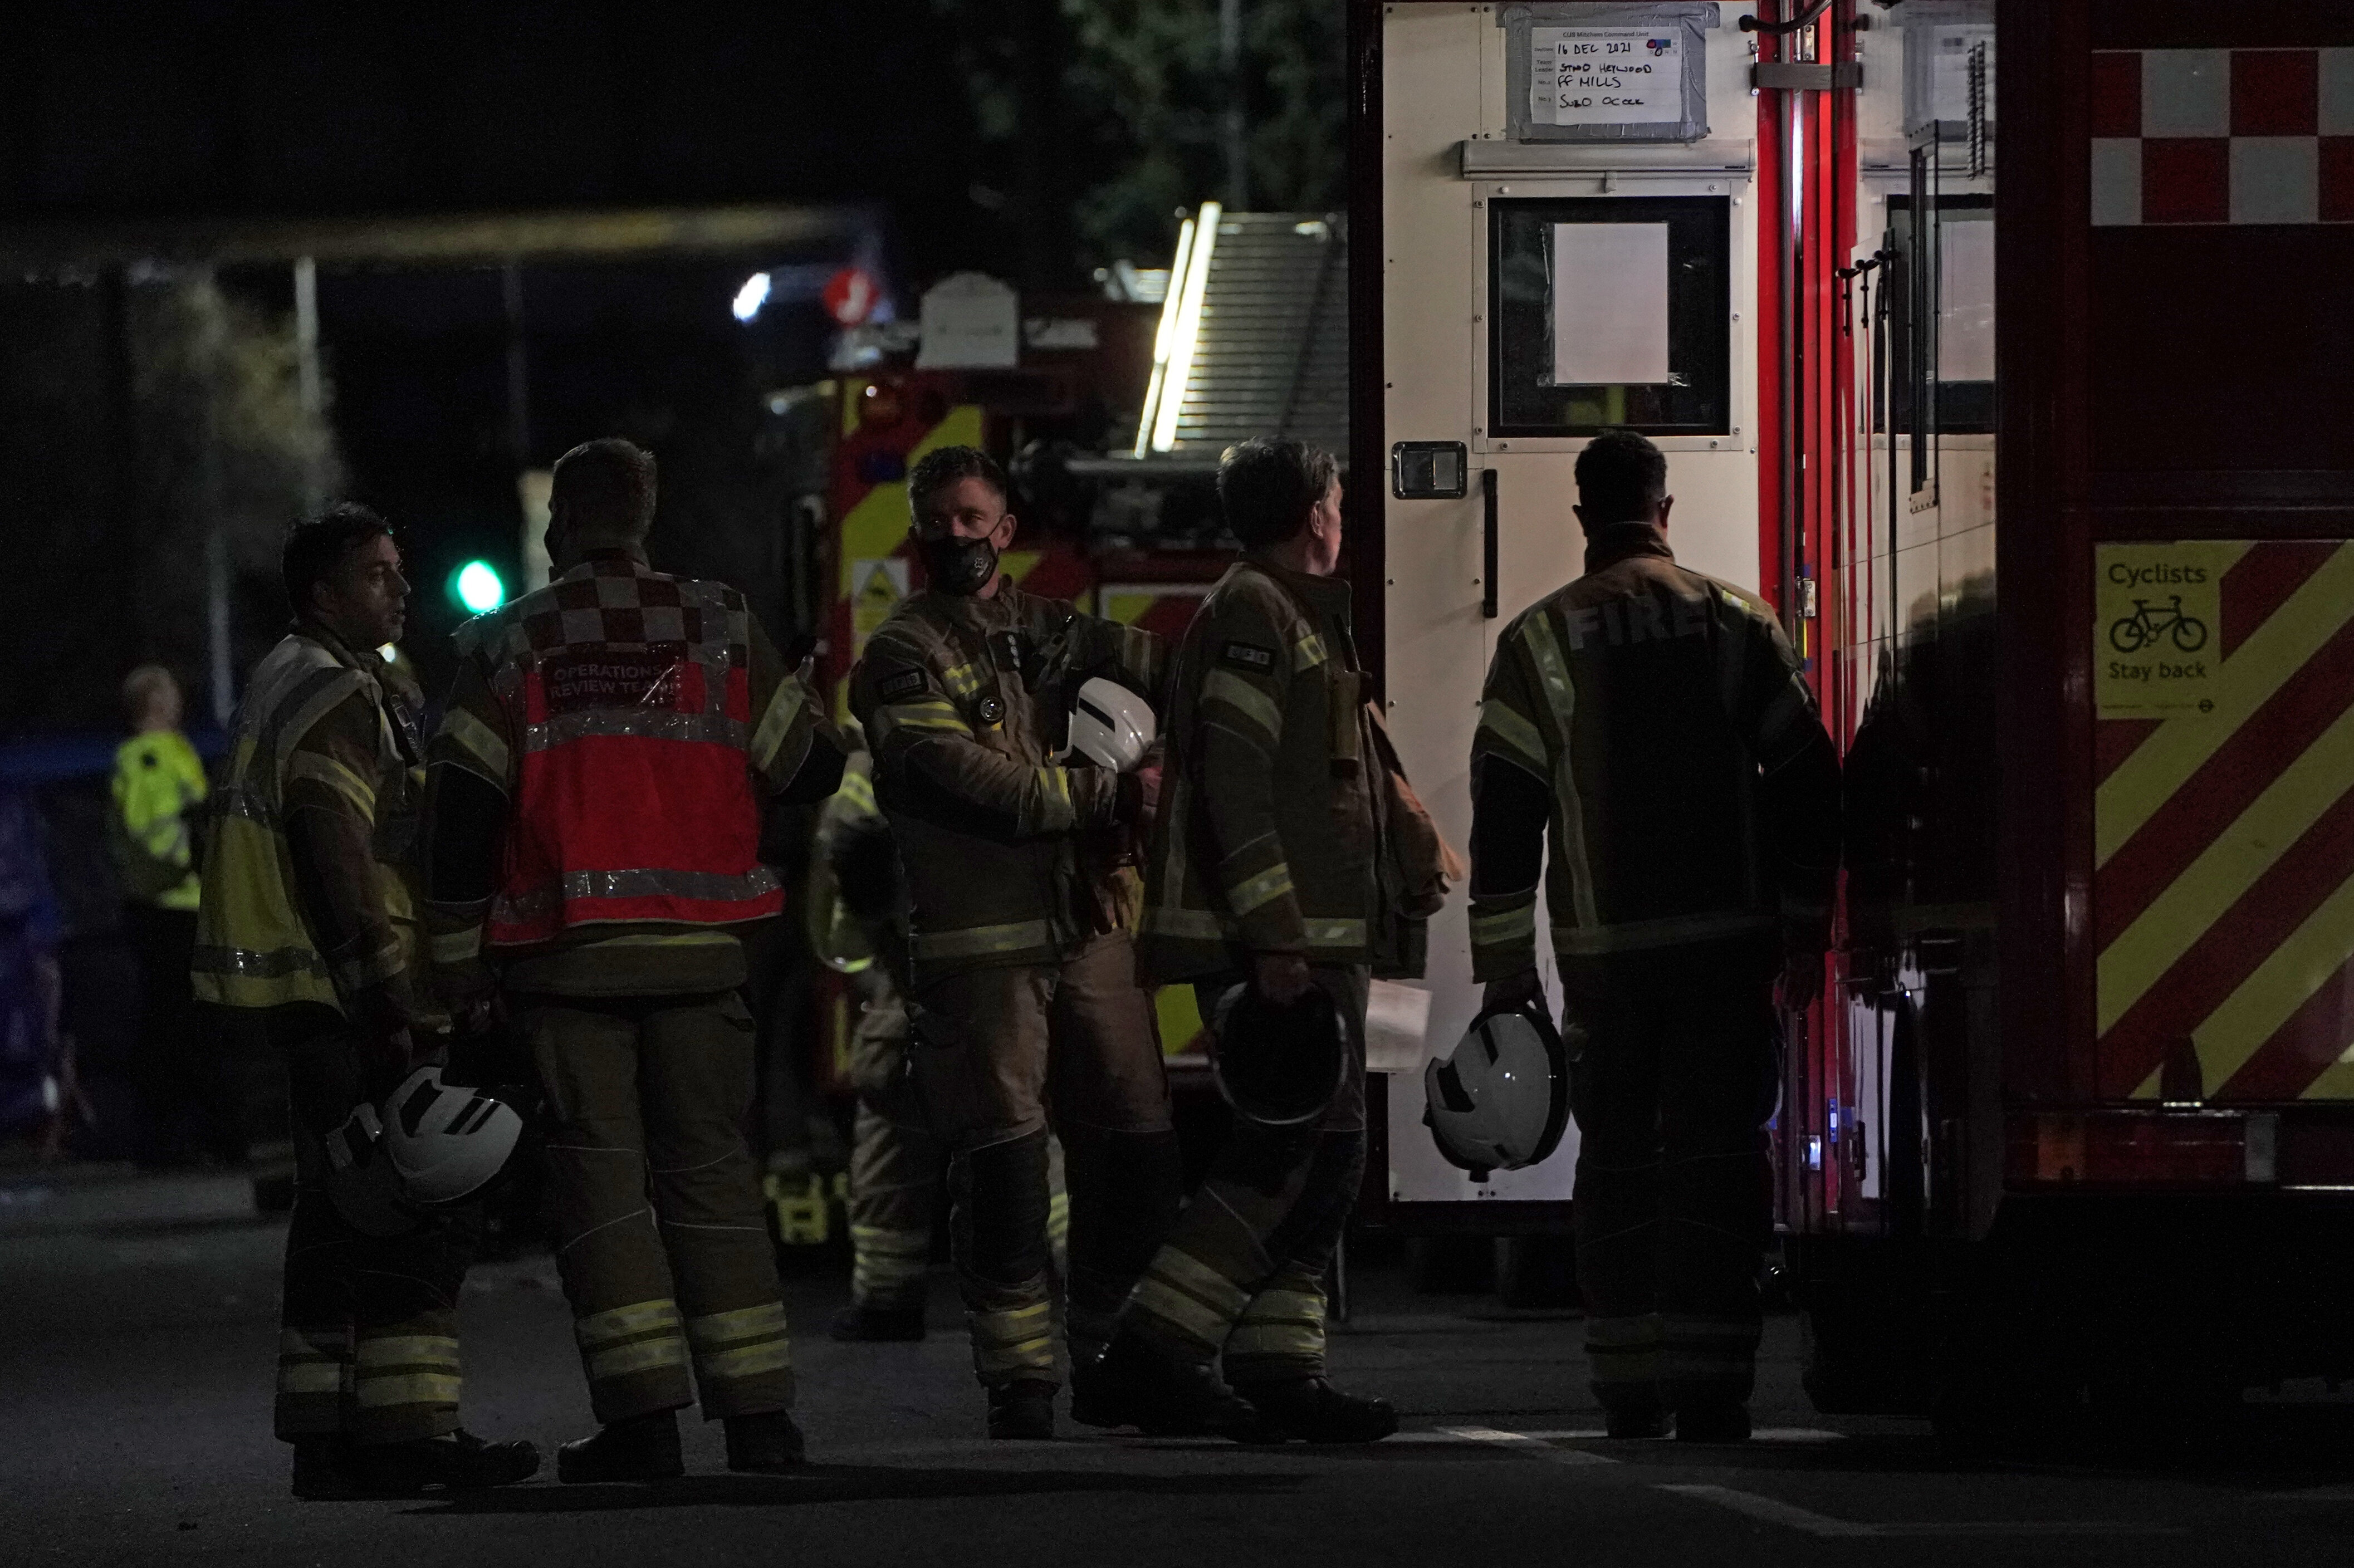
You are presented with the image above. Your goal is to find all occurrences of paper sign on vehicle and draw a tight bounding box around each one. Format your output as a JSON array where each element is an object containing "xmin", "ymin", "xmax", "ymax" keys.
[{"xmin": 2094, "ymin": 542, "xmax": 2230, "ymax": 718}]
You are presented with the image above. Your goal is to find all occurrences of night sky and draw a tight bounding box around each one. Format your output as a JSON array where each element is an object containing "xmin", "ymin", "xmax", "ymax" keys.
[{"xmin": 0, "ymin": 1, "xmax": 1032, "ymax": 731}]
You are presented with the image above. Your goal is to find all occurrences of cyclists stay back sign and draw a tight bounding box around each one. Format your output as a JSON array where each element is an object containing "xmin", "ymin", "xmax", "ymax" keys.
[{"xmin": 2096, "ymin": 542, "xmax": 2229, "ymax": 718}]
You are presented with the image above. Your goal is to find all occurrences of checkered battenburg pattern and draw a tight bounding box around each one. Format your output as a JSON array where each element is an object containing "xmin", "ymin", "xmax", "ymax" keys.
[
  {"xmin": 517, "ymin": 558, "xmax": 748, "ymax": 662},
  {"xmin": 2091, "ymin": 48, "xmax": 2354, "ymax": 226}
]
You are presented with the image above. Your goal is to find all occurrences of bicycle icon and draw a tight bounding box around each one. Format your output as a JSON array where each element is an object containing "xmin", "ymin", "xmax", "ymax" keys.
[{"xmin": 2109, "ymin": 596, "xmax": 2209, "ymax": 655}]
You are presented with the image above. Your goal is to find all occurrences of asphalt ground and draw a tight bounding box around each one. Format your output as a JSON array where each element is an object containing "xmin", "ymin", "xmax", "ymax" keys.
[{"xmin": 6, "ymin": 1162, "xmax": 2354, "ymax": 1566}]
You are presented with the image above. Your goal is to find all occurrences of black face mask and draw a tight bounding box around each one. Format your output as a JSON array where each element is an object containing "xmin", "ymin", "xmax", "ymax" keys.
[{"xmin": 917, "ymin": 533, "xmax": 1000, "ymax": 597}]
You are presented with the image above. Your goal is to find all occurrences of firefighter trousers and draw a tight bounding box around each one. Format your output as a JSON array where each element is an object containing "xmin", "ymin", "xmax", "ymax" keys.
[
  {"xmin": 1564, "ymin": 941, "xmax": 1781, "ymax": 1417},
  {"xmin": 910, "ymin": 930, "xmax": 1177, "ymax": 1386},
  {"xmin": 518, "ymin": 988, "xmax": 795, "ymax": 1425},
  {"xmin": 275, "ymin": 1015, "xmax": 479, "ymax": 1445},
  {"xmin": 845, "ymin": 992, "xmax": 1069, "ymax": 1310},
  {"xmin": 1121, "ymin": 966, "xmax": 1369, "ymax": 1386},
  {"xmin": 844, "ymin": 994, "xmax": 941, "ymax": 1310}
]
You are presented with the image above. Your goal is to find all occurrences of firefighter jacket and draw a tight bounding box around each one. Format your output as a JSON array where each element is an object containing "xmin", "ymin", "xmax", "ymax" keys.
[
  {"xmin": 846, "ymin": 579, "xmax": 1164, "ymax": 986},
  {"xmin": 1466, "ymin": 522, "xmax": 1841, "ymax": 982},
  {"xmin": 1137, "ymin": 555, "xmax": 1433, "ymax": 982},
  {"xmin": 112, "ymin": 728, "xmax": 208, "ymax": 910},
  {"xmin": 193, "ymin": 624, "xmax": 424, "ymax": 1018},
  {"xmin": 422, "ymin": 551, "xmax": 843, "ymax": 999}
]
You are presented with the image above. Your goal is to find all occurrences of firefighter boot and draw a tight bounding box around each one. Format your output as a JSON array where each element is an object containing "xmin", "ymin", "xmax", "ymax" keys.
[
  {"xmin": 557, "ymin": 1410, "xmax": 686, "ymax": 1483},
  {"xmin": 830, "ymin": 1302, "xmax": 928, "ymax": 1342},
  {"xmin": 1601, "ymin": 1394, "xmax": 1676, "ymax": 1440},
  {"xmin": 1082, "ymin": 1328, "xmax": 1261, "ymax": 1439},
  {"xmin": 987, "ymin": 1379, "xmax": 1058, "ymax": 1440},
  {"xmin": 1066, "ymin": 1348, "xmax": 1127, "ymax": 1429},
  {"xmin": 1674, "ymin": 1403, "xmax": 1752, "ymax": 1444},
  {"xmin": 724, "ymin": 1409, "xmax": 808, "ymax": 1471},
  {"xmin": 1603, "ymin": 1399, "xmax": 1672, "ymax": 1440},
  {"xmin": 344, "ymin": 1430, "xmax": 542, "ymax": 1495},
  {"xmin": 1234, "ymin": 1377, "xmax": 1398, "ymax": 1444},
  {"xmin": 290, "ymin": 1438, "xmax": 364, "ymax": 1501}
]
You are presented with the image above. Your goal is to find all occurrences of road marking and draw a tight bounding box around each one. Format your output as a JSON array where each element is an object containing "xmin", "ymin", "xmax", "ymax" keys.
[
  {"xmin": 1437, "ymin": 1425, "xmax": 1617, "ymax": 1466},
  {"xmin": 1656, "ymin": 1484, "xmax": 2180, "ymax": 1537},
  {"xmin": 1421, "ymin": 1426, "xmax": 1840, "ymax": 1444},
  {"xmin": 1657, "ymin": 1484, "xmax": 1878, "ymax": 1536}
]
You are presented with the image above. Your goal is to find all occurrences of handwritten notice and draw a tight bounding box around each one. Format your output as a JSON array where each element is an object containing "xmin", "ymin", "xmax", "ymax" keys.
[{"xmin": 1529, "ymin": 27, "xmax": 1685, "ymax": 128}]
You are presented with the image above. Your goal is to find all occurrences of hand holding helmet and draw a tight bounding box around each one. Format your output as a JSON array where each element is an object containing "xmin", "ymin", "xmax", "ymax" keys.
[
  {"xmin": 1254, "ymin": 952, "xmax": 1314, "ymax": 1006},
  {"xmin": 349, "ymin": 983, "xmax": 420, "ymax": 1101},
  {"xmin": 1210, "ymin": 976, "xmax": 1348, "ymax": 1129},
  {"xmin": 1481, "ymin": 967, "xmax": 1544, "ymax": 1018}
]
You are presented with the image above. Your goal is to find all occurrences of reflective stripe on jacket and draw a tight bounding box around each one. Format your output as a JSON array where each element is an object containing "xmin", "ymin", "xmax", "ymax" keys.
[
  {"xmin": 192, "ymin": 631, "xmax": 413, "ymax": 1013},
  {"xmin": 1466, "ymin": 523, "xmax": 1840, "ymax": 980},
  {"xmin": 464, "ymin": 557, "xmax": 783, "ymax": 949},
  {"xmin": 846, "ymin": 580, "xmax": 1163, "ymax": 986},
  {"xmin": 1137, "ymin": 556, "xmax": 1412, "ymax": 983}
]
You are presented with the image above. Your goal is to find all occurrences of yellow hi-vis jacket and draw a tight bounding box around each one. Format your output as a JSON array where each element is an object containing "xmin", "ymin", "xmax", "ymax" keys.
[
  {"xmin": 193, "ymin": 629, "xmax": 419, "ymax": 1015},
  {"xmin": 112, "ymin": 729, "xmax": 207, "ymax": 911}
]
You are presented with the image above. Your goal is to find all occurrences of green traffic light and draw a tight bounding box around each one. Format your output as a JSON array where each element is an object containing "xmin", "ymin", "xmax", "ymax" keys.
[{"xmin": 452, "ymin": 560, "xmax": 506, "ymax": 614}]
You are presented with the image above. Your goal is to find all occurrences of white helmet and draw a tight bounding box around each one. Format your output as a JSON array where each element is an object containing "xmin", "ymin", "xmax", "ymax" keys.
[
  {"xmin": 1066, "ymin": 675, "xmax": 1156, "ymax": 772},
  {"xmin": 1422, "ymin": 1003, "xmax": 1570, "ymax": 1179},
  {"xmin": 324, "ymin": 1101, "xmax": 415, "ymax": 1237},
  {"xmin": 379, "ymin": 1065, "xmax": 525, "ymax": 1207}
]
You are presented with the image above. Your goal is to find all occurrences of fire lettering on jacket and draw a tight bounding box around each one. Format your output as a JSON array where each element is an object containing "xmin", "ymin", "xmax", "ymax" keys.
[{"xmin": 1559, "ymin": 591, "xmax": 1709, "ymax": 652}]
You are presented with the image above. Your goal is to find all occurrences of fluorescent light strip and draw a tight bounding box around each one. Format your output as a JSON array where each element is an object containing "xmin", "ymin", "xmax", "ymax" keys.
[
  {"xmin": 1134, "ymin": 216, "xmax": 1198, "ymax": 458},
  {"xmin": 1149, "ymin": 201, "xmax": 1221, "ymax": 454}
]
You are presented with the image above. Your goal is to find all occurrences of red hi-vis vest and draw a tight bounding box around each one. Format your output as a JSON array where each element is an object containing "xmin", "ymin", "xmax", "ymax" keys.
[{"xmin": 484, "ymin": 557, "xmax": 781, "ymax": 949}]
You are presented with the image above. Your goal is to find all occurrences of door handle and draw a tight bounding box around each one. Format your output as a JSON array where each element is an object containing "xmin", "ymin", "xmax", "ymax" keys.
[{"xmin": 1481, "ymin": 467, "xmax": 1499, "ymax": 620}]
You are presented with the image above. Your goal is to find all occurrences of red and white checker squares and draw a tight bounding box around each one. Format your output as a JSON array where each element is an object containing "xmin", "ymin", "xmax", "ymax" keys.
[{"xmin": 2091, "ymin": 48, "xmax": 2354, "ymax": 226}]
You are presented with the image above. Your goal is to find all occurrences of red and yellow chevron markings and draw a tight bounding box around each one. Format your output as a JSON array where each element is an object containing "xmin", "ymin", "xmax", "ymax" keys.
[{"xmin": 2096, "ymin": 540, "xmax": 2354, "ymax": 1101}]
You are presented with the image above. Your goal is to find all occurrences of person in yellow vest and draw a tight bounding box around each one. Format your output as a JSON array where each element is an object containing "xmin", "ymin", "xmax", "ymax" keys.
[
  {"xmin": 193, "ymin": 504, "xmax": 540, "ymax": 1499},
  {"xmin": 113, "ymin": 664, "xmax": 242, "ymax": 1168}
]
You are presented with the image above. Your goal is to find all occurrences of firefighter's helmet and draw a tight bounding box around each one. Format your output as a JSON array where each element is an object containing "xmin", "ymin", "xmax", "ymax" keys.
[
  {"xmin": 1422, "ymin": 1001, "xmax": 1571, "ymax": 1178},
  {"xmin": 1066, "ymin": 675, "xmax": 1156, "ymax": 773},
  {"xmin": 1209, "ymin": 979, "xmax": 1349, "ymax": 1129},
  {"xmin": 378, "ymin": 1065, "xmax": 526, "ymax": 1207}
]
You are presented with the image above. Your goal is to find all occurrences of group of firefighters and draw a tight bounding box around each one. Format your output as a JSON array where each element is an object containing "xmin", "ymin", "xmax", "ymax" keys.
[{"xmin": 180, "ymin": 421, "xmax": 1836, "ymax": 1497}]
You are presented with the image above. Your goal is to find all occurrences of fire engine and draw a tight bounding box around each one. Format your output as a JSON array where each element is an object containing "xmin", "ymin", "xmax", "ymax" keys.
[{"xmin": 1358, "ymin": 0, "xmax": 2354, "ymax": 1433}]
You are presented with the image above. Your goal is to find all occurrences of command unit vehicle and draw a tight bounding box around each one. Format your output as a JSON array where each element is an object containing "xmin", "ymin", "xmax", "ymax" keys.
[{"xmin": 1354, "ymin": 0, "xmax": 2354, "ymax": 1428}]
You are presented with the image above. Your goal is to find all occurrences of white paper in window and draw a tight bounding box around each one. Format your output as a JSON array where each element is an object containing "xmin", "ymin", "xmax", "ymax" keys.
[
  {"xmin": 1550, "ymin": 223, "xmax": 1671, "ymax": 385},
  {"xmin": 1939, "ymin": 217, "xmax": 1995, "ymax": 383}
]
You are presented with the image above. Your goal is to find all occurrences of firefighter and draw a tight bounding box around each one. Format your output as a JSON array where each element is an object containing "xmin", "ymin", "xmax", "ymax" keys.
[
  {"xmin": 1466, "ymin": 429, "xmax": 1840, "ymax": 1444},
  {"xmin": 114, "ymin": 663, "xmax": 243, "ymax": 1168},
  {"xmin": 1102, "ymin": 437, "xmax": 1450, "ymax": 1443},
  {"xmin": 818, "ymin": 728, "xmax": 1072, "ymax": 1342},
  {"xmin": 813, "ymin": 731, "xmax": 938, "ymax": 1341},
  {"xmin": 420, "ymin": 438, "xmax": 844, "ymax": 1482},
  {"xmin": 192, "ymin": 503, "xmax": 539, "ymax": 1499},
  {"xmin": 846, "ymin": 445, "xmax": 1178, "ymax": 1440}
]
